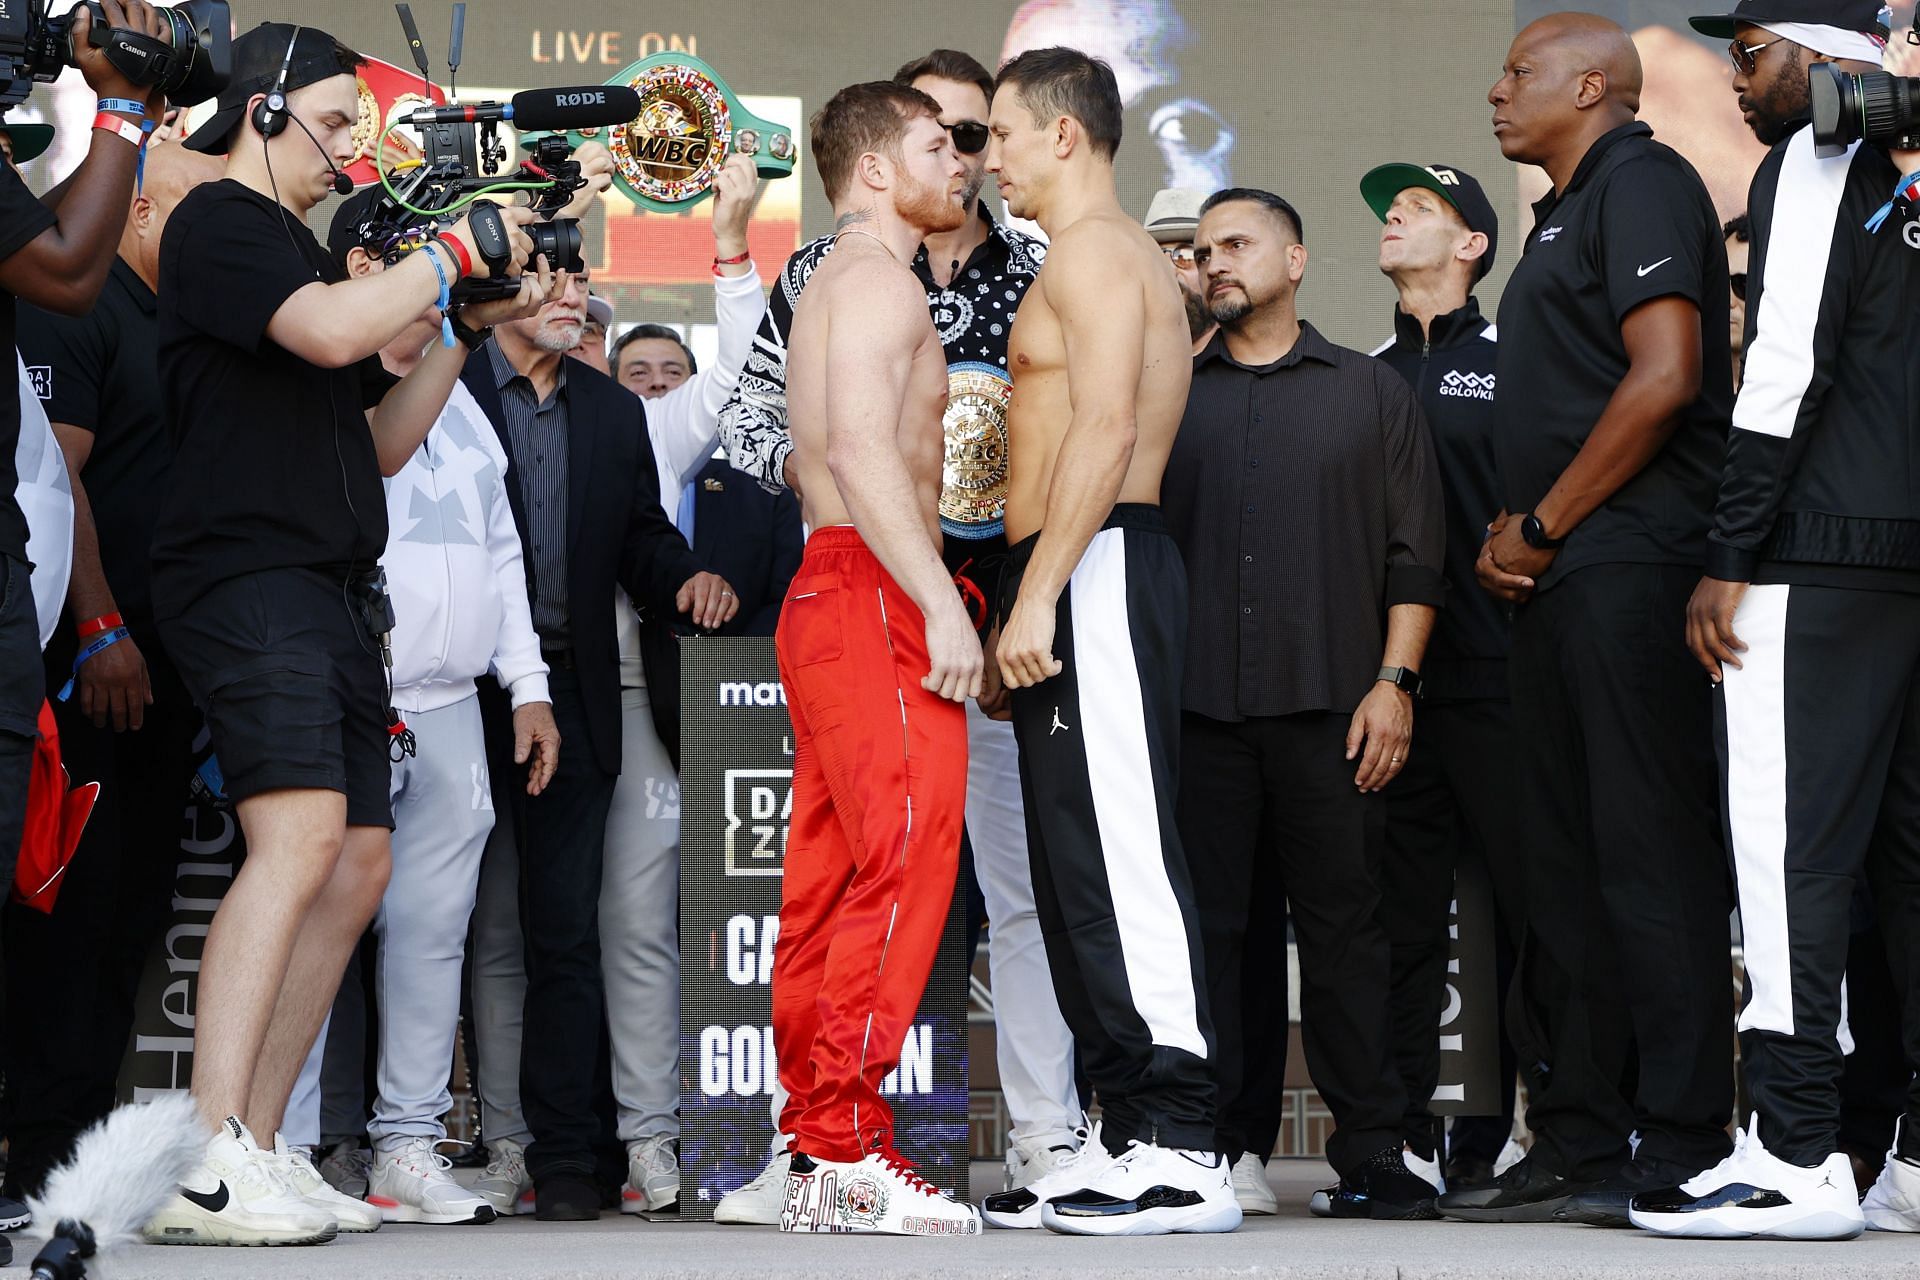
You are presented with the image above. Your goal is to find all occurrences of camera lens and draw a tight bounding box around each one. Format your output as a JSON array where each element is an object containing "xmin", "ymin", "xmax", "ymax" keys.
[
  {"xmin": 1811, "ymin": 62, "xmax": 1920, "ymax": 157},
  {"xmin": 528, "ymin": 220, "xmax": 584, "ymax": 275}
]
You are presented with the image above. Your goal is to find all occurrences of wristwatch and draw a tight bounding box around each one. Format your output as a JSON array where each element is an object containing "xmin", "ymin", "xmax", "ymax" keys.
[
  {"xmin": 1377, "ymin": 665, "xmax": 1424, "ymax": 699},
  {"xmin": 446, "ymin": 309, "xmax": 493, "ymax": 353},
  {"xmin": 1521, "ymin": 512, "xmax": 1566, "ymax": 550}
]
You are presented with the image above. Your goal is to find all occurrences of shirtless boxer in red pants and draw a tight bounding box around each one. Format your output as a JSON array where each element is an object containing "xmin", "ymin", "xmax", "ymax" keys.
[{"xmin": 772, "ymin": 80, "xmax": 984, "ymax": 1236}]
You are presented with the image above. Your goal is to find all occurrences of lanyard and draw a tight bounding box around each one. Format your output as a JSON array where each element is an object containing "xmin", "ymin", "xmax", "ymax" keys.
[{"xmin": 56, "ymin": 626, "xmax": 130, "ymax": 702}]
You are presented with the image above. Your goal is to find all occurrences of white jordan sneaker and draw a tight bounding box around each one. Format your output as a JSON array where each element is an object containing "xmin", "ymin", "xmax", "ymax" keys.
[
  {"xmin": 780, "ymin": 1150, "xmax": 980, "ymax": 1236},
  {"xmin": 144, "ymin": 1117, "xmax": 338, "ymax": 1246},
  {"xmin": 1004, "ymin": 1126, "xmax": 1087, "ymax": 1192},
  {"xmin": 472, "ymin": 1138, "xmax": 535, "ymax": 1216},
  {"xmin": 1629, "ymin": 1115, "xmax": 1863, "ymax": 1240},
  {"xmin": 714, "ymin": 1149, "xmax": 790, "ymax": 1226},
  {"xmin": 1041, "ymin": 1140, "xmax": 1242, "ymax": 1237},
  {"xmin": 982, "ymin": 1125, "xmax": 1119, "ymax": 1229},
  {"xmin": 1232, "ymin": 1152, "xmax": 1279, "ymax": 1216},
  {"xmin": 621, "ymin": 1135, "xmax": 680, "ymax": 1215},
  {"xmin": 367, "ymin": 1137, "xmax": 497, "ymax": 1225},
  {"xmin": 268, "ymin": 1135, "xmax": 382, "ymax": 1233},
  {"xmin": 1863, "ymin": 1118, "xmax": 1920, "ymax": 1232}
]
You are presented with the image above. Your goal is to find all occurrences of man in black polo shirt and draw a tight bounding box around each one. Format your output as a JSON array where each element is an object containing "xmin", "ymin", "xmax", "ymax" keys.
[
  {"xmin": 1164, "ymin": 186, "xmax": 1448, "ymax": 1220},
  {"xmin": 141, "ymin": 23, "xmax": 545, "ymax": 1246},
  {"xmin": 7, "ymin": 141, "xmax": 223, "ymax": 1203},
  {"xmin": 1436, "ymin": 12, "xmax": 1733, "ymax": 1225},
  {"xmin": 1362, "ymin": 161, "xmax": 1525, "ymax": 1193}
]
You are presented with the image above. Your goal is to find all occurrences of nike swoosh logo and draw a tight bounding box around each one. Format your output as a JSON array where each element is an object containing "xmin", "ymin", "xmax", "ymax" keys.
[
  {"xmin": 182, "ymin": 1183, "xmax": 230, "ymax": 1214},
  {"xmin": 1637, "ymin": 257, "xmax": 1673, "ymax": 277}
]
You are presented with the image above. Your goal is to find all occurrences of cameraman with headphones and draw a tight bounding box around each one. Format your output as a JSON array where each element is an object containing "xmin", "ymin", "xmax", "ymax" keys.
[
  {"xmin": 0, "ymin": 0, "xmax": 173, "ymax": 1039},
  {"xmin": 139, "ymin": 23, "xmax": 555, "ymax": 1247}
]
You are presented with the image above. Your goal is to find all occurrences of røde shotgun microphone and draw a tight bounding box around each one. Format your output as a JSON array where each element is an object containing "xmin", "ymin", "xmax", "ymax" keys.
[{"xmin": 405, "ymin": 85, "xmax": 642, "ymax": 132}]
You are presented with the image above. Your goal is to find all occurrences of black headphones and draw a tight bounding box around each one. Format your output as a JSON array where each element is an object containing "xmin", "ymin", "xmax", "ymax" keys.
[{"xmin": 250, "ymin": 26, "xmax": 302, "ymax": 139}]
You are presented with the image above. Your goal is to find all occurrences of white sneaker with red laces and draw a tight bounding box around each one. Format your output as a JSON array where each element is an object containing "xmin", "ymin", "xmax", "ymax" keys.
[{"xmin": 780, "ymin": 1150, "xmax": 981, "ymax": 1236}]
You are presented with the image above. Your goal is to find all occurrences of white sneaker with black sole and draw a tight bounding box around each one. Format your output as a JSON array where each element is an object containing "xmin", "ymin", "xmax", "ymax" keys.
[
  {"xmin": 270, "ymin": 1135, "xmax": 382, "ymax": 1232},
  {"xmin": 1041, "ymin": 1141, "xmax": 1242, "ymax": 1236},
  {"xmin": 144, "ymin": 1117, "xmax": 338, "ymax": 1246},
  {"xmin": 1232, "ymin": 1152, "xmax": 1279, "ymax": 1216},
  {"xmin": 368, "ymin": 1137, "xmax": 497, "ymax": 1225},
  {"xmin": 982, "ymin": 1125, "xmax": 1118, "ymax": 1229},
  {"xmin": 622, "ymin": 1134, "xmax": 680, "ymax": 1215},
  {"xmin": 715, "ymin": 1149, "xmax": 790, "ymax": 1225},
  {"xmin": 1629, "ymin": 1115, "xmax": 1864, "ymax": 1240},
  {"xmin": 780, "ymin": 1150, "xmax": 980, "ymax": 1235},
  {"xmin": 1004, "ymin": 1124, "xmax": 1089, "ymax": 1192},
  {"xmin": 473, "ymin": 1138, "xmax": 535, "ymax": 1217},
  {"xmin": 1862, "ymin": 1117, "xmax": 1920, "ymax": 1232}
]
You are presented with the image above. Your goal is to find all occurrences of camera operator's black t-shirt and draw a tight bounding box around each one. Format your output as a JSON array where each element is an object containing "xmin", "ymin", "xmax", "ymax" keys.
[
  {"xmin": 151, "ymin": 180, "xmax": 398, "ymax": 618},
  {"xmin": 0, "ymin": 161, "xmax": 57, "ymax": 564}
]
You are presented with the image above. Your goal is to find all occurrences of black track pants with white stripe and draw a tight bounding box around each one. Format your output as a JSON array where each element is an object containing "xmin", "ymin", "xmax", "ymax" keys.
[
  {"xmin": 1005, "ymin": 505, "xmax": 1218, "ymax": 1153},
  {"xmin": 1719, "ymin": 583, "xmax": 1920, "ymax": 1165}
]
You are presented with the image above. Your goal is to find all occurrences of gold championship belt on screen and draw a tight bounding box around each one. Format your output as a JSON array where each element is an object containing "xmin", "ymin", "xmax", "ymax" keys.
[
  {"xmin": 941, "ymin": 362, "xmax": 1013, "ymax": 540},
  {"xmin": 552, "ymin": 53, "xmax": 794, "ymax": 213}
]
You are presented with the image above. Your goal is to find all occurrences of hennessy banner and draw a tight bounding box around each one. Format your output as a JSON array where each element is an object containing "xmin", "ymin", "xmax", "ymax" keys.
[{"xmin": 678, "ymin": 638, "xmax": 970, "ymax": 1219}]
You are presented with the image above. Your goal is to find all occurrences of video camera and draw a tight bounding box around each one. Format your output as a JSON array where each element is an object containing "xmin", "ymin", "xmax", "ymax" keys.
[
  {"xmin": 0, "ymin": 0, "xmax": 229, "ymax": 111},
  {"xmin": 354, "ymin": 4, "xmax": 639, "ymax": 302},
  {"xmin": 1810, "ymin": 8, "xmax": 1920, "ymax": 157}
]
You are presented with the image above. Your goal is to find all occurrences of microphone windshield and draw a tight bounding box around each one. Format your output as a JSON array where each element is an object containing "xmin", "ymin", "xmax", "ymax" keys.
[{"xmin": 507, "ymin": 85, "xmax": 642, "ymax": 132}]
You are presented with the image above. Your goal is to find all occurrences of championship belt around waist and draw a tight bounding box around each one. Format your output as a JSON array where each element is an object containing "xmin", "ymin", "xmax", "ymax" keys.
[
  {"xmin": 941, "ymin": 362, "xmax": 1012, "ymax": 540},
  {"xmin": 554, "ymin": 53, "xmax": 794, "ymax": 213}
]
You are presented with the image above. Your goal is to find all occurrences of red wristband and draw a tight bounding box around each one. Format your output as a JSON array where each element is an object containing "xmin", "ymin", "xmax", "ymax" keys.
[
  {"xmin": 436, "ymin": 234, "xmax": 473, "ymax": 279},
  {"xmin": 77, "ymin": 611, "xmax": 123, "ymax": 640},
  {"xmin": 93, "ymin": 113, "xmax": 146, "ymax": 149},
  {"xmin": 712, "ymin": 250, "xmax": 750, "ymax": 275}
]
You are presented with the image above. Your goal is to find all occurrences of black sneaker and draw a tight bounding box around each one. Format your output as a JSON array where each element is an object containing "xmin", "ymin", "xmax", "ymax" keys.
[
  {"xmin": 534, "ymin": 1170, "xmax": 602, "ymax": 1221},
  {"xmin": 1309, "ymin": 1145, "xmax": 1442, "ymax": 1221},
  {"xmin": 1437, "ymin": 1155, "xmax": 1599, "ymax": 1223},
  {"xmin": 1554, "ymin": 1155, "xmax": 1700, "ymax": 1227},
  {"xmin": 1444, "ymin": 1153, "xmax": 1499, "ymax": 1191},
  {"xmin": 0, "ymin": 1194, "xmax": 27, "ymax": 1231}
]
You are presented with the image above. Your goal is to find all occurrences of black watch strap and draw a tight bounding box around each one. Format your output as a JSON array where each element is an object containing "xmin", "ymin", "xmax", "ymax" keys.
[
  {"xmin": 447, "ymin": 310, "xmax": 492, "ymax": 352},
  {"xmin": 1521, "ymin": 512, "xmax": 1566, "ymax": 550},
  {"xmin": 1377, "ymin": 665, "xmax": 1424, "ymax": 699}
]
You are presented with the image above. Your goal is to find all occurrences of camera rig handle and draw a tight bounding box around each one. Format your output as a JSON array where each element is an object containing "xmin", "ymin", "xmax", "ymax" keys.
[{"xmin": 465, "ymin": 202, "xmax": 512, "ymax": 278}]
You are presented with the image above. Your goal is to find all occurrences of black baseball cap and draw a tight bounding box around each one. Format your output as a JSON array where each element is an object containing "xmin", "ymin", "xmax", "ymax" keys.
[
  {"xmin": 1360, "ymin": 162, "xmax": 1500, "ymax": 281},
  {"xmin": 184, "ymin": 23, "xmax": 356, "ymax": 155},
  {"xmin": 1688, "ymin": 1, "xmax": 1889, "ymax": 40}
]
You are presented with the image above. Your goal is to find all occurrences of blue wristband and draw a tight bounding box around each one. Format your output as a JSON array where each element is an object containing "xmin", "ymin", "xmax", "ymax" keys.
[
  {"xmin": 424, "ymin": 244, "xmax": 457, "ymax": 349},
  {"xmin": 97, "ymin": 97, "xmax": 148, "ymax": 117},
  {"xmin": 56, "ymin": 625, "xmax": 131, "ymax": 702}
]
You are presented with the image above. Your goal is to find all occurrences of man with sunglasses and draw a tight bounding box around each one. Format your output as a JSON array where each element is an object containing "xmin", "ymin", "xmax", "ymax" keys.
[
  {"xmin": 714, "ymin": 48, "xmax": 1072, "ymax": 1226},
  {"xmin": 1143, "ymin": 187, "xmax": 1214, "ymax": 352},
  {"xmin": 1723, "ymin": 213, "xmax": 1749, "ymax": 387},
  {"xmin": 1638, "ymin": 0, "xmax": 1920, "ymax": 1241}
]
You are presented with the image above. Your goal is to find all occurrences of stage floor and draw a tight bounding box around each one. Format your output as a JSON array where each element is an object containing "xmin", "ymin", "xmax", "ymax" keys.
[{"xmin": 63, "ymin": 1159, "xmax": 1920, "ymax": 1278}]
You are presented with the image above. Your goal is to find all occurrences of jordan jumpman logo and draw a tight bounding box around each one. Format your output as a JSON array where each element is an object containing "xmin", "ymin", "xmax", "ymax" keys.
[{"xmin": 1050, "ymin": 708, "xmax": 1071, "ymax": 736}]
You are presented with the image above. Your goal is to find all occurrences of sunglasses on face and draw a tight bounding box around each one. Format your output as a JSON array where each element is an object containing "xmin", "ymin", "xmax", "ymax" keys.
[
  {"xmin": 1163, "ymin": 244, "xmax": 1198, "ymax": 268},
  {"xmin": 945, "ymin": 121, "xmax": 989, "ymax": 155},
  {"xmin": 1727, "ymin": 36, "xmax": 1783, "ymax": 75},
  {"xmin": 1730, "ymin": 271, "xmax": 1748, "ymax": 302}
]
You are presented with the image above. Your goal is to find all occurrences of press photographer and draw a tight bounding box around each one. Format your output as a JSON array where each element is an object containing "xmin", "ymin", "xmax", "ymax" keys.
[
  {"xmin": 1659, "ymin": 0, "xmax": 1920, "ymax": 1241},
  {"xmin": 0, "ymin": 0, "xmax": 181, "ymax": 1045},
  {"xmin": 139, "ymin": 21, "xmax": 556, "ymax": 1247}
]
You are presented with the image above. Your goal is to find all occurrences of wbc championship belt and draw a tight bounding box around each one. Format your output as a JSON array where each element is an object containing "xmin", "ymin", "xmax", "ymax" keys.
[
  {"xmin": 560, "ymin": 53, "xmax": 795, "ymax": 213},
  {"xmin": 941, "ymin": 363, "xmax": 1013, "ymax": 540}
]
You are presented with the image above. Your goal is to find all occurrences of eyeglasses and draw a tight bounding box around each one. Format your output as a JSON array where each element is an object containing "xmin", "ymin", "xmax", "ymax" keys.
[
  {"xmin": 1728, "ymin": 36, "xmax": 1783, "ymax": 75},
  {"xmin": 945, "ymin": 121, "xmax": 989, "ymax": 155},
  {"xmin": 1730, "ymin": 271, "xmax": 1747, "ymax": 302},
  {"xmin": 1163, "ymin": 244, "xmax": 1197, "ymax": 268}
]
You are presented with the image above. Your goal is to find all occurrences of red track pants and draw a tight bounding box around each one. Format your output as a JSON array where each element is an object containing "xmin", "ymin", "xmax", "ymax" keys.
[{"xmin": 771, "ymin": 528, "xmax": 967, "ymax": 1162}]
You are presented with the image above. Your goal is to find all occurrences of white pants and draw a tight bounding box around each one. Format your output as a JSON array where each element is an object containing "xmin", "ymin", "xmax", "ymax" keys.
[
  {"xmin": 967, "ymin": 701, "xmax": 1080, "ymax": 1146},
  {"xmin": 471, "ymin": 773, "xmax": 531, "ymax": 1148}
]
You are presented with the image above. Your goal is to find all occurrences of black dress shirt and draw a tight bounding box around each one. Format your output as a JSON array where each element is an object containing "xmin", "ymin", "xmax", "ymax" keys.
[
  {"xmin": 489, "ymin": 341, "xmax": 571, "ymax": 646},
  {"xmin": 1163, "ymin": 321, "xmax": 1447, "ymax": 721}
]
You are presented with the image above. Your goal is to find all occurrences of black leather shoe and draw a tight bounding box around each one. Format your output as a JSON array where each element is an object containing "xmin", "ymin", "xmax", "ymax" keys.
[
  {"xmin": 1554, "ymin": 1156, "xmax": 1696, "ymax": 1227},
  {"xmin": 1437, "ymin": 1155, "xmax": 1598, "ymax": 1223},
  {"xmin": 1444, "ymin": 1154, "xmax": 1499, "ymax": 1191},
  {"xmin": 1312, "ymin": 1146, "xmax": 1442, "ymax": 1221},
  {"xmin": 535, "ymin": 1171, "xmax": 602, "ymax": 1221}
]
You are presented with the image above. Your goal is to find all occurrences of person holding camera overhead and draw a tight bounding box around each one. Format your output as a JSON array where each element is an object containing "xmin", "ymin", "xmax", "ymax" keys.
[
  {"xmin": 139, "ymin": 22, "xmax": 555, "ymax": 1248},
  {"xmin": 1640, "ymin": 1, "xmax": 1920, "ymax": 1241}
]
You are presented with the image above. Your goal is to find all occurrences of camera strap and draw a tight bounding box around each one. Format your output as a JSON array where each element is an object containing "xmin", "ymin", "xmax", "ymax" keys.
[{"xmin": 1865, "ymin": 170, "xmax": 1920, "ymax": 234}]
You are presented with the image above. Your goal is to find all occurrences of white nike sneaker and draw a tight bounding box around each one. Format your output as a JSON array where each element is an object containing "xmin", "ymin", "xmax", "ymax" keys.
[
  {"xmin": 621, "ymin": 1134, "xmax": 680, "ymax": 1215},
  {"xmin": 982, "ymin": 1125, "xmax": 1119, "ymax": 1229},
  {"xmin": 144, "ymin": 1117, "xmax": 339, "ymax": 1246},
  {"xmin": 317, "ymin": 1138, "xmax": 371, "ymax": 1198},
  {"xmin": 1232, "ymin": 1152, "xmax": 1279, "ymax": 1216},
  {"xmin": 473, "ymin": 1138, "xmax": 535, "ymax": 1216},
  {"xmin": 1863, "ymin": 1117, "xmax": 1920, "ymax": 1232},
  {"xmin": 780, "ymin": 1150, "xmax": 980, "ymax": 1235},
  {"xmin": 269, "ymin": 1135, "xmax": 382, "ymax": 1233},
  {"xmin": 1004, "ymin": 1126, "xmax": 1086, "ymax": 1192},
  {"xmin": 1629, "ymin": 1115, "xmax": 1863, "ymax": 1240},
  {"xmin": 1041, "ymin": 1141, "xmax": 1242, "ymax": 1237},
  {"xmin": 714, "ymin": 1149, "xmax": 790, "ymax": 1226},
  {"xmin": 368, "ymin": 1137, "xmax": 497, "ymax": 1225}
]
